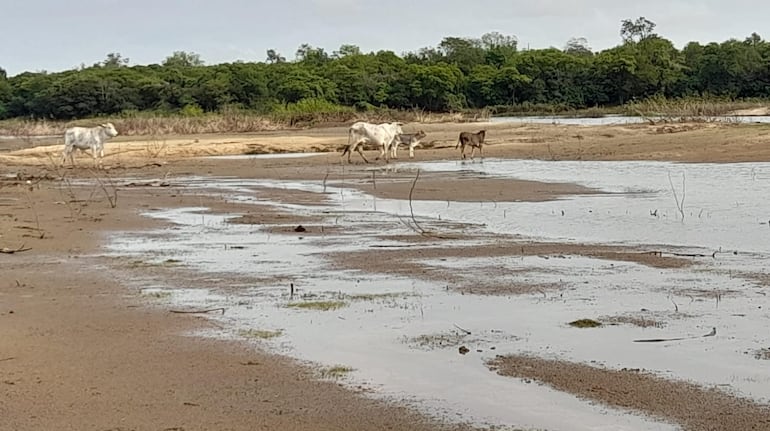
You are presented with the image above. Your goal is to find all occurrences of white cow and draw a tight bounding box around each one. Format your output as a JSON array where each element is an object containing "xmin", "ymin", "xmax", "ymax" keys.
[
  {"xmin": 61, "ymin": 122, "xmax": 119, "ymax": 168},
  {"xmin": 391, "ymin": 130, "xmax": 427, "ymax": 159},
  {"xmin": 341, "ymin": 121, "xmax": 403, "ymax": 163}
]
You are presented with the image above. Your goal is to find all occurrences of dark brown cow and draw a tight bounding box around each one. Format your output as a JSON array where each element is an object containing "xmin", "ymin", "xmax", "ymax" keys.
[{"xmin": 456, "ymin": 130, "xmax": 486, "ymax": 160}]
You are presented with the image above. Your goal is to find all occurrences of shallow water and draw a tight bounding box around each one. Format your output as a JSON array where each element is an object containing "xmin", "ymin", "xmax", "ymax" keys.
[
  {"xmin": 105, "ymin": 159, "xmax": 770, "ymax": 430},
  {"xmin": 489, "ymin": 115, "xmax": 770, "ymax": 125}
]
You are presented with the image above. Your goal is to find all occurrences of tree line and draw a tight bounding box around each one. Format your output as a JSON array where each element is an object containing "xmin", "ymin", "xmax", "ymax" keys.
[{"xmin": 1, "ymin": 18, "xmax": 769, "ymax": 120}]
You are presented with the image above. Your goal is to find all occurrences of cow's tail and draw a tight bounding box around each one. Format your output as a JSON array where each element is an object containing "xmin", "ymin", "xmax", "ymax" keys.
[{"xmin": 455, "ymin": 137, "xmax": 461, "ymax": 149}]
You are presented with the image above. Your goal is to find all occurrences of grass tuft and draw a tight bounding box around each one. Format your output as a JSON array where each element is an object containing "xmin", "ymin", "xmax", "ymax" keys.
[
  {"xmin": 568, "ymin": 318, "xmax": 603, "ymax": 328},
  {"xmin": 238, "ymin": 329, "xmax": 283, "ymax": 339},
  {"xmin": 286, "ymin": 300, "xmax": 347, "ymax": 311},
  {"xmin": 319, "ymin": 365, "xmax": 355, "ymax": 379}
]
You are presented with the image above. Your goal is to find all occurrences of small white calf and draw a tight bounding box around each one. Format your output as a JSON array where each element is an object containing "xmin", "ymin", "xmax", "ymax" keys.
[
  {"xmin": 61, "ymin": 123, "xmax": 119, "ymax": 168},
  {"xmin": 391, "ymin": 130, "xmax": 427, "ymax": 159},
  {"xmin": 341, "ymin": 121, "xmax": 403, "ymax": 163}
]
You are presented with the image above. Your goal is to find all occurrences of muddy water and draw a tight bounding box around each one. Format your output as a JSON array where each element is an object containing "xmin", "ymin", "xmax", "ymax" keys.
[{"xmin": 105, "ymin": 160, "xmax": 770, "ymax": 430}]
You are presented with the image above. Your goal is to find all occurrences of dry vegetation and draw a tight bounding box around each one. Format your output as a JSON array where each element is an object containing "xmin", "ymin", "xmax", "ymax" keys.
[
  {"xmin": 624, "ymin": 96, "xmax": 770, "ymax": 121},
  {"xmin": 0, "ymin": 109, "xmax": 489, "ymax": 138}
]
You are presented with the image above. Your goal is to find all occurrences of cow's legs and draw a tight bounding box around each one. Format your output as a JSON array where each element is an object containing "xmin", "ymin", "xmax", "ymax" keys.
[
  {"xmin": 341, "ymin": 145, "xmax": 351, "ymax": 163},
  {"xmin": 355, "ymin": 144, "xmax": 370, "ymax": 163},
  {"xmin": 391, "ymin": 141, "xmax": 399, "ymax": 159},
  {"xmin": 470, "ymin": 146, "xmax": 476, "ymax": 160},
  {"xmin": 95, "ymin": 146, "xmax": 104, "ymax": 169}
]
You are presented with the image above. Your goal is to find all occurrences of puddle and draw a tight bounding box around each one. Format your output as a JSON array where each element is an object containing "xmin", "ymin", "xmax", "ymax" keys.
[{"xmin": 104, "ymin": 160, "xmax": 770, "ymax": 430}]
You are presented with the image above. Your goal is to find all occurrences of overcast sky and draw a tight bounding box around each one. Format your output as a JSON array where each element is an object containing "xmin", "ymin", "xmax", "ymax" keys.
[{"xmin": 0, "ymin": 0, "xmax": 765, "ymax": 76}]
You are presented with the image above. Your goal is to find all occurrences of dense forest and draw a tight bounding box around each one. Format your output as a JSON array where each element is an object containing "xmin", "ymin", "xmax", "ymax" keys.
[{"xmin": 1, "ymin": 18, "xmax": 769, "ymax": 120}]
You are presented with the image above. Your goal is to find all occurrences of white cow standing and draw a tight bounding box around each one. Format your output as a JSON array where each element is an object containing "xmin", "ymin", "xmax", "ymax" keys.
[
  {"xmin": 61, "ymin": 123, "xmax": 119, "ymax": 169},
  {"xmin": 341, "ymin": 121, "xmax": 403, "ymax": 164}
]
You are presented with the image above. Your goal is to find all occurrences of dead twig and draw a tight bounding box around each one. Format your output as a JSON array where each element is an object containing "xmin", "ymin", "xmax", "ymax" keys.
[
  {"xmin": 1, "ymin": 244, "xmax": 32, "ymax": 254},
  {"xmin": 90, "ymin": 169, "xmax": 118, "ymax": 208},
  {"xmin": 0, "ymin": 357, "xmax": 16, "ymax": 362},
  {"xmin": 645, "ymin": 250, "xmax": 717, "ymax": 258},
  {"xmin": 169, "ymin": 307, "xmax": 225, "ymax": 315},
  {"xmin": 453, "ymin": 324, "xmax": 472, "ymax": 335},
  {"xmin": 668, "ymin": 171, "xmax": 686, "ymax": 221},
  {"xmin": 408, "ymin": 169, "xmax": 425, "ymax": 233},
  {"xmin": 634, "ymin": 327, "xmax": 716, "ymax": 343}
]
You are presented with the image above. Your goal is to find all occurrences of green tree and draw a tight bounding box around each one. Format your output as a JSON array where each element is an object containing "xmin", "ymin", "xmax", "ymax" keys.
[
  {"xmin": 564, "ymin": 37, "xmax": 593, "ymax": 57},
  {"xmin": 410, "ymin": 63, "xmax": 464, "ymax": 110},
  {"xmin": 0, "ymin": 67, "xmax": 10, "ymax": 118},
  {"xmin": 333, "ymin": 44, "xmax": 362, "ymax": 58},
  {"xmin": 438, "ymin": 37, "xmax": 485, "ymax": 73},
  {"xmin": 163, "ymin": 51, "xmax": 204, "ymax": 67},
  {"xmin": 594, "ymin": 47, "xmax": 638, "ymax": 104},
  {"xmin": 295, "ymin": 44, "xmax": 329, "ymax": 66},
  {"xmin": 276, "ymin": 67, "xmax": 336, "ymax": 103},
  {"xmin": 100, "ymin": 52, "xmax": 130, "ymax": 68},
  {"xmin": 481, "ymin": 32, "xmax": 518, "ymax": 67},
  {"xmin": 266, "ymin": 49, "xmax": 286, "ymax": 64},
  {"xmin": 620, "ymin": 17, "xmax": 657, "ymax": 43}
]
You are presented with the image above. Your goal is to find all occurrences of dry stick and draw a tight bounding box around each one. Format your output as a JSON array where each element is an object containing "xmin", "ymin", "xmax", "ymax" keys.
[
  {"xmin": 634, "ymin": 327, "xmax": 716, "ymax": 343},
  {"xmin": 90, "ymin": 168, "xmax": 118, "ymax": 208},
  {"xmin": 0, "ymin": 357, "xmax": 16, "ymax": 362},
  {"xmin": 169, "ymin": 307, "xmax": 226, "ymax": 315},
  {"xmin": 670, "ymin": 295, "xmax": 679, "ymax": 313},
  {"xmin": 454, "ymin": 324, "xmax": 472, "ymax": 335},
  {"xmin": 322, "ymin": 170, "xmax": 329, "ymax": 193},
  {"xmin": 23, "ymin": 188, "xmax": 44, "ymax": 239},
  {"xmin": 408, "ymin": 169, "xmax": 425, "ymax": 233},
  {"xmin": 0, "ymin": 244, "xmax": 32, "ymax": 254},
  {"xmin": 668, "ymin": 171, "xmax": 686, "ymax": 221},
  {"xmin": 372, "ymin": 170, "xmax": 377, "ymax": 190},
  {"xmin": 645, "ymin": 250, "xmax": 718, "ymax": 258}
]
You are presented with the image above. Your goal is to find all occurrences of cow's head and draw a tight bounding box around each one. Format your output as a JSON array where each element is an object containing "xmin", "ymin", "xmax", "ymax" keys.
[
  {"xmin": 415, "ymin": 130, "xmax": 427, "ymax": 139},
  {"xmin": 393, "ymin": 122, "xmax": 404, "ymax": 136},
  {"xmin": 101, "ymin": 122, "xmax": 119, "ymax": 138}
]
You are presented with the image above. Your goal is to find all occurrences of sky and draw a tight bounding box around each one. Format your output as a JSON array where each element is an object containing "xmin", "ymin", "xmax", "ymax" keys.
[{"xmin": 0, "ymin": 0, "xmax": 766, "ymax": 76}]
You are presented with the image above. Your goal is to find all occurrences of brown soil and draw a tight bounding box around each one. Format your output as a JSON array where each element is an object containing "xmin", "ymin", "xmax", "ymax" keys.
[
  {"xmin": 488, "ymin": 355, "xmax": 770, "ymax": 431},
  {"xmin": 0, "ymin": 186, "xmax": 471, "ymax": 431},
  {"xmin": 3, "ymin": 121, "xmax": 770, "ymax": 429},
  {"xmin": 4, "ymin": 121, "xmax": 770, "ymax": 165},
  {"xmin": 328, "ymin": 241, "xmax": 694, "ymax": 295}
]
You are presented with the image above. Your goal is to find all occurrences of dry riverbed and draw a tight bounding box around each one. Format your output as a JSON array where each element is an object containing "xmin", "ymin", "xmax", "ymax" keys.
[{"xmin": 2, "ymin": 120, "xmax": 770, "ymax": 430}]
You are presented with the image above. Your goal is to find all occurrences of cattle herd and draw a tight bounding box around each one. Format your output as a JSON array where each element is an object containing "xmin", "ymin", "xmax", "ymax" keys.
[
  {"xmin": 340, "ymin": 121, "xmax": 487, "ymax": 163},
  {"xmin": 60, "ymin": 121, "xmax": 487, "ymax": 168}
]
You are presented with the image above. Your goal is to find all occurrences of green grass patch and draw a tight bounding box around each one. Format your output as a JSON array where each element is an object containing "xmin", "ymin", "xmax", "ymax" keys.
[
  {"xmin": 239, "ymin": 329, "xmax": 283, "ymax": 339},
  {"xmin": 286, "ymin": 300, "xmax": 347, "ymax": 311},
  {"xmin": 569, "ymin": 318, "xmax": 603, "ymax": 328},
  {"xmin": 141, "ymin": 289, "xmax": 172, "ymax": 299},
  {"xmin": 319, "ymin": 365, "xmax": 355, "ymax": 379},
  {"xmin": 346, "ymin": 292, "xmax": 415, "ymax": 301}
]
